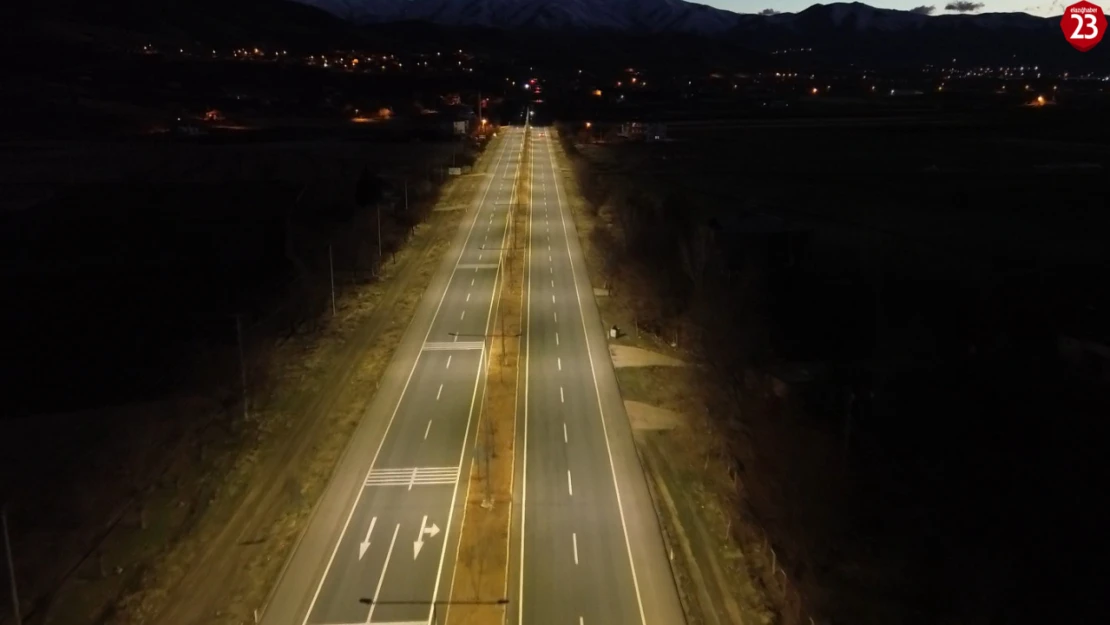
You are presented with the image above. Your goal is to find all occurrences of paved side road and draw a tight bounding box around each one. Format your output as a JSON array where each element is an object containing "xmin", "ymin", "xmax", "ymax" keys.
[
  {"xmin": 510, "ymin": 126, "xmax": 686, "ymax": 625},
  {"xmin": 262, "ymin": 128, "xmax": 527, "ymax": 625}
]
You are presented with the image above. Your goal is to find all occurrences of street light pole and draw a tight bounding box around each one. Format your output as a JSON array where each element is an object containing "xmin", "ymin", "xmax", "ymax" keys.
[
  {"xmin": 235, "ymin": 314, "xmax": 248, "ymax": 421},
  {"xmin": 376, "ymin": 203, "xmax": 383, "ymax": 260},
  {"xmin": 2, "ymin": 506, "xmax": 21, "ymax": 625},
  {"xmin": 328, "ymin": 244, "xmax": 336, "ymax": 316},
  {"xmin": 358, "ymin": 598, "xmax": 508, "ymax": 625}
]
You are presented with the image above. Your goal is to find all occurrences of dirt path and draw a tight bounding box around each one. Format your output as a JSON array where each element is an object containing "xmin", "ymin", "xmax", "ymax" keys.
[
  {"xmin": 610, "ymin": 344, "xmax": 688, "ymax": 368},
  {"xmin": 106, "ymin": 166, "xmax": 490, "ymax": 625}
]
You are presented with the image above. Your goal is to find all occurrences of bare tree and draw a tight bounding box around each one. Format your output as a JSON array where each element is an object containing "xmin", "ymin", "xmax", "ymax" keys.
[
  {"xmin": 679, "ymin": 222, "xmax": 714, "ymax": 297},
  {"xmin": 590, "ymin": 225, "xmax": 621, "ymax": 293}
]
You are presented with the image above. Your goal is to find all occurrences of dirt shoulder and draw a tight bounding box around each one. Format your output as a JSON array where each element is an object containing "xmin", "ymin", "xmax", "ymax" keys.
[
  {"xmin": 52, "ymin": 160, "xmax": 495, "ymax": 625},
  {"xmin": 445, "ymin": 132, "xmax": 528, "ymax": 625},
  {"xmin": 549, "ymin": 136, "xmax": 780, "ymax": 625}
]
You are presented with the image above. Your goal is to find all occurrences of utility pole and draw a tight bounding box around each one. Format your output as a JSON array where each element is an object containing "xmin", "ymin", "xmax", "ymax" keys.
[
  {"xmin": 328, "ymin": 244, "xmax": 336, "ymax": 316},
  {"xmin": 3, "ymin": 506, "xmax": 22, "ymax": 625},
  {"xmin": 843, "ymin": 392, "xmax": 854, "ymax": 455},
  {"xmin": 235, "ymin": 314, "xmax": 249, "ymax": 421},
  {"xmin": 376, "ymin": 203, "xmax": 383, "ymax": 260},
  {"xmin": 404, "ymin": 179, "xmax": 409, "ymax": 212},
  {"xmin": 482, "ymin": 409, "xmax": 494, "ymax": 510}
]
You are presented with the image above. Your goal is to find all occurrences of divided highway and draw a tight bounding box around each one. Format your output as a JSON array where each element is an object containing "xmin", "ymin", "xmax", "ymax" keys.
[
  {"xmin": 262, "ymin": 123, "xmax": 684, "ymax": 625},
  {"xmin": 511, "ymin": 128, "xmax": 686, "ymax": 625},
  {"xmin": 262, "ymin": 127, "xmax": 526, "ymax": 625}
]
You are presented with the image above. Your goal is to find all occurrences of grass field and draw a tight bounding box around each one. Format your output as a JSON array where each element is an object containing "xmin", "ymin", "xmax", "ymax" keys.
[
  {"xmin": 0, "ymin": 136, "xmax": 480, "ymax": 625},
  {"xmin": 561, "ymin": 113, "xmax": 1110, "ymax": 625}
]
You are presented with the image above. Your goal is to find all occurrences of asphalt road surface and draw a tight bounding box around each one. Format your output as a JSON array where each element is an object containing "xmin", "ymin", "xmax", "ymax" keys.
[
  {"xmin": 262, "ymin": 124, "xmax": 684, "ymax": 625},
  {"xmin": 509, "ymin": 128, "xmax": 686, "ymax": 625},
  {"xmin": 262, "ymin": 127, "xmax": 526, "ymax": 625}
]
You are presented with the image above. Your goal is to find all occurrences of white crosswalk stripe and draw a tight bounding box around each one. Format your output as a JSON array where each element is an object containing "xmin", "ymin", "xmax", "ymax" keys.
[
  {"xmin": 364, "ymin": 466, "xmax": 459, "ymax": 488},
  {"xmin": 423, "ymin": 341, "xmax": 484, "ymax": 351}
]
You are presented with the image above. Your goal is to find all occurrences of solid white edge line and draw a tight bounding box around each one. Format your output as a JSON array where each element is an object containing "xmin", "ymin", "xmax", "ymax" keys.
[
  {"xmin": 549, "ymin": 131, "xmax": 649, "ymax": 624},
  {"xmin": 501, "ymin": 123, "xmax": 529, "ymax": 625},
  {"xmin": 515, "ymin": 123, "xmax": 534, "ymax": 625},
  {"xmin": 295, "ymin": 129, "xmax": 511, "ymax": 625},
  {"xmin": 441, "ymin": 126, "xmax": 525, "ymax": 625}
]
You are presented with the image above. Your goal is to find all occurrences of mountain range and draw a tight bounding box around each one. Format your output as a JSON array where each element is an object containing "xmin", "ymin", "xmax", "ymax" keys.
[
  {"xmin": 300, "ymin": 0, "xmax": 1050, "ymax": 35},
  {"xmin": 8, "ymin": 0, "xmax": 1107, "ymax": 69},
  {"xmin": 292, "ymin": 0, "xmax": 1107, "ymax": 68}
]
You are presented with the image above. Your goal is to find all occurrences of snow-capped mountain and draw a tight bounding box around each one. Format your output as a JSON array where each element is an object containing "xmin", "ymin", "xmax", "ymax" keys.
[
  {"xmin": 297, "ymin": 0, "xmax": 1050, "ymax": 34},
  {"xmin": 302, "ymin": 0, "xmax": 760, "ymax": 33}
]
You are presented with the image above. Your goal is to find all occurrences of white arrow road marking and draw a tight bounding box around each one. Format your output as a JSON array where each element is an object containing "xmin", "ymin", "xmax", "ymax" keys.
[
  {"xmin": 413, "ymin": 515, "xmax": 441, "ymax": 560},
  {"xmin": 359, "ymin": 516, "xmax": 377, "ymax": 560}
]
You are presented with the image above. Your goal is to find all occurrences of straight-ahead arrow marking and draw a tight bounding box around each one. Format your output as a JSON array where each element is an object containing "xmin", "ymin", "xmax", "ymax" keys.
[
  {"xmin": 414, "ymin": 515, "xmax": 428, "ymax": 560},
  {"xmin": 413, "ymin": 515, "xmax": 441, "ymax": 559},
  {"xmin": 359, "ymin": 516, "xmax": 377, "ymax": 560}
]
